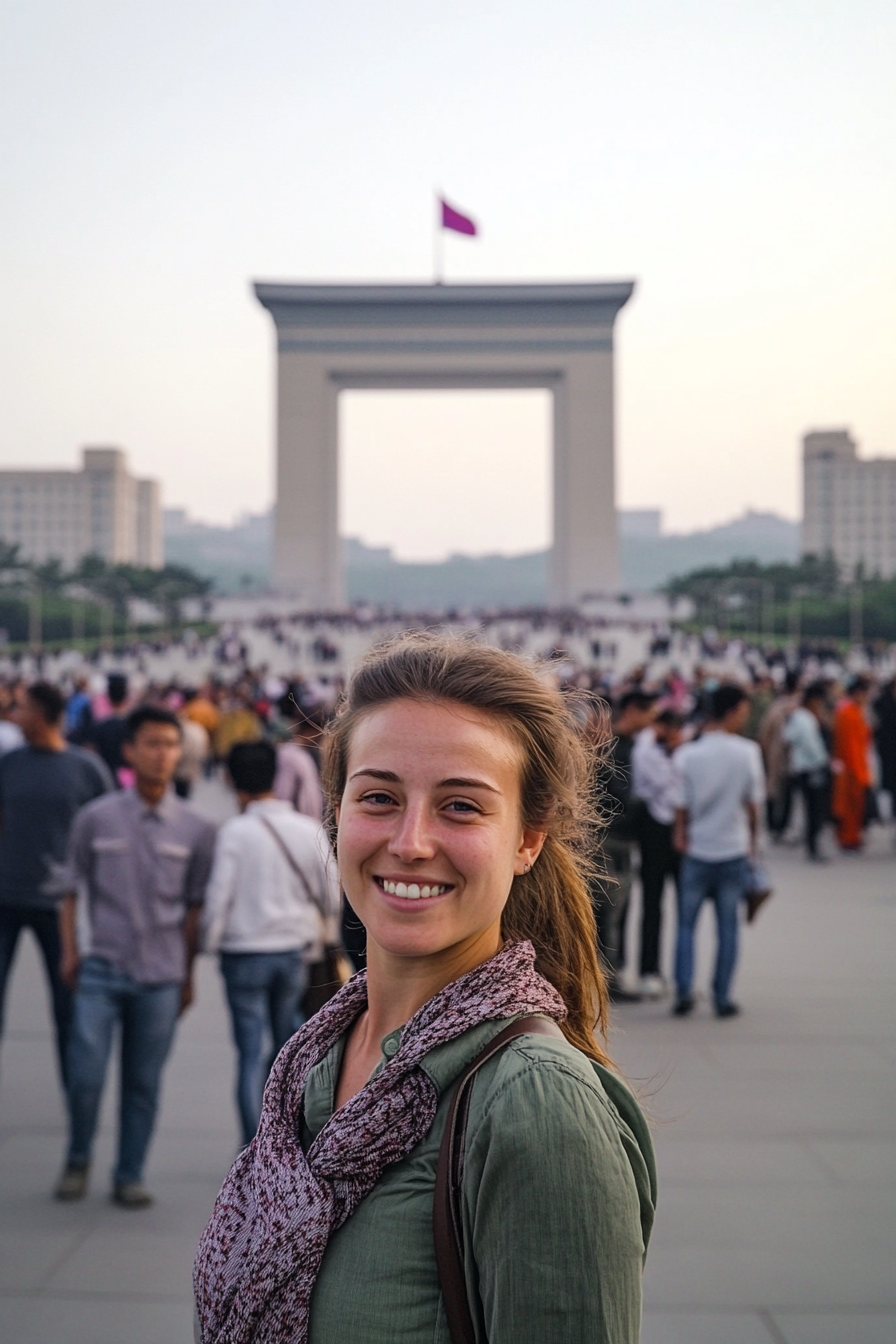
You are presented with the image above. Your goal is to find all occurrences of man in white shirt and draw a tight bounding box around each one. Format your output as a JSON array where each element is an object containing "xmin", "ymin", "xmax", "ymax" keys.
[
  {"xmin": 672, "ymin": 685, "xmax": 766, "ymax": 1019},
  {"xmin": 632, "ymin": 709, "xmax": 683, "ymax": 997},
  {"xmin": 204, "ymin": 740, "xmax": 339, "ymax": 1145},
  {"xmin": 783, "ymin": 681, "xmax": 831, "ymax": 862}
]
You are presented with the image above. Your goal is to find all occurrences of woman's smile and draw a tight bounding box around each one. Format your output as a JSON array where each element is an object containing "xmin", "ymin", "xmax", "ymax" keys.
[{"xmin": 373, "ymin": 875, "xmax": 454, "ymax": 901}]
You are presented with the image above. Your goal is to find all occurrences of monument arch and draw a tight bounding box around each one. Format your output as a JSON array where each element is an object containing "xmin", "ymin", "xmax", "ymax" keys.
[{"xmin": 254, "ymin": 281, "xmax": 634, "ymax": 607}]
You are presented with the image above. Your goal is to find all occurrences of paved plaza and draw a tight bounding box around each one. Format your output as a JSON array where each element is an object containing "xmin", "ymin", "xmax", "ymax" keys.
[{"xmin": 0, "ymin": 783, "xmax": 894, "ymax": 1343}]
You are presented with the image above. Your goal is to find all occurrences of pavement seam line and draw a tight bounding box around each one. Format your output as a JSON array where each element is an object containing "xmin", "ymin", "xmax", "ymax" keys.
[
  {"xmin": 36, "ymin": 1215, "xmax": 106, "ymax": 1293},
  {"xmin": 758, "ymin": 1308, "xmax": 790, "ymax": 1344}
]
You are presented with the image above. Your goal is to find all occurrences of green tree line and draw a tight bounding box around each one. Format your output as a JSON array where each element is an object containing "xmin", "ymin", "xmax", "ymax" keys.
[
  {"xmin": 0, "ymin": 543, "xmax": 212, "ymax": 648},
  {"xmin": 664, "ymin": 554, "xmax": 896, "ymax": 641}
]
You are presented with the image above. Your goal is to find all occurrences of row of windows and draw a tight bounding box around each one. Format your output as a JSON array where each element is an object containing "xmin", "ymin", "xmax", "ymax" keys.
[
  {"xmin": 818, "ymin": 527, "xmax": 896, "ymax": 538},
  {"xmin": 0, "ymin": 510, "xmax": 84, "ymax": 519},
  {"xmin": 0, "ymin": 520, "xmax": 90, "ymax": 532}
]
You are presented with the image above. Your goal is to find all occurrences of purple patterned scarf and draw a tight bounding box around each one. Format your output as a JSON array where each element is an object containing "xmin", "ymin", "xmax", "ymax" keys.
[{"xmin": 193, "ymin": 940, "xmax": 566, "ymax": 1344}]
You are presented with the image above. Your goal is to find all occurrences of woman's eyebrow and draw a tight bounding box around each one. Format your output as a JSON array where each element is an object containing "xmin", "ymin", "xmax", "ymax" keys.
[
  {"xmin": 438, "ymin": 777, "xmax": 501, "ymax": 794},
  {"xmin": 348, "ymin": 769, "xmax": 500, "ymax": 794}
]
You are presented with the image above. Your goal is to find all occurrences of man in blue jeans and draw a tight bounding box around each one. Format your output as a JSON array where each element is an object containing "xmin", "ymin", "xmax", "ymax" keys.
[
  {"xmin": 55, "ymin": 707, "xmax": 215, "ymax": 1207},
  {"xmin": 203, "ymin": 741, "xmax": 339, "ymax": 1146},
  {"xmin": 672, "ymin": 685, "xmax": 765, "ymax": 1019}
]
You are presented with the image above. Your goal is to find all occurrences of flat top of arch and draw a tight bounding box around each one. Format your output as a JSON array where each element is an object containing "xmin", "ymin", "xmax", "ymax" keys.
[
  {"xmin": 255, "ymin": 280, "xmax": 634, "ymax": 302},
  {"xmin": 254, "ymin": 279, "xmax": 635, "ymax": 329}
]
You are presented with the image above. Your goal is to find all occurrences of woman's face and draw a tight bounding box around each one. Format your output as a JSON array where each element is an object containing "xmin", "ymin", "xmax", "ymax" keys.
[{"xmin": 336, "ymin": 698, "xmax": 545, "ymax": 965}]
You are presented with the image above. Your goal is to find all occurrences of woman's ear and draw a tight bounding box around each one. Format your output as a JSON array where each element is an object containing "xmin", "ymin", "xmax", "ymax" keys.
[{"xmin": 515, "ymin": 826, "xmax": 546, "ymax": 876}]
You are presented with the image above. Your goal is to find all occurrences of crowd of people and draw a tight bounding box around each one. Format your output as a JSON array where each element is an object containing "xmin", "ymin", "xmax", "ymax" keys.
[
  {"xmin": 0, "ymin": 635, "xmax": 893, "ymax": 1214},
  {"xmin": 590, "ymin": 661, "xmax": 895, "ymax": 1020},
  {"xmin": 0, "ymin": 671, "xmax": 341, "ymax": 1208}
]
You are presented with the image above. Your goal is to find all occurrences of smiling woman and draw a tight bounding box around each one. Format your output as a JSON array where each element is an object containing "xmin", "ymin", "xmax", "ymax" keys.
[{"xmin": 194, "ymin": 634, "xmax": 656, "ymax": 1344}]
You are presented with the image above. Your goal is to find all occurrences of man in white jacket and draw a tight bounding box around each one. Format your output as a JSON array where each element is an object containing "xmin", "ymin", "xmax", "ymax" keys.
[{"xmin": 204, "ymin": 740, "xmax": 340, "ymax": 1145}]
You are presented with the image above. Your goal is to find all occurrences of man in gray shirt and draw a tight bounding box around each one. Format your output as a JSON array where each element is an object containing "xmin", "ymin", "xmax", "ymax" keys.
[{"xmin": 55, "ymin": 706, "xmax": 215, "ymax": 1208}]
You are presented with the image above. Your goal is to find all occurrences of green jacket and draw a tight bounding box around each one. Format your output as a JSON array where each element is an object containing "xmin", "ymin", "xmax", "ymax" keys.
[{"xmin": 305, "ymin": 1016, "xmax": 656, "ymax": 1344}]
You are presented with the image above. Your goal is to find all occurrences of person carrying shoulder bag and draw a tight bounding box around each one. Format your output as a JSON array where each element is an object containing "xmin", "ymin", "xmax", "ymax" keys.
[
  {"xmin": 202, "ymin": 740, "xmax": 340, "ymax": 1148},
  {"xmin": 195, "ymin": 635, "xmax": 656, "ymax": 1344}
]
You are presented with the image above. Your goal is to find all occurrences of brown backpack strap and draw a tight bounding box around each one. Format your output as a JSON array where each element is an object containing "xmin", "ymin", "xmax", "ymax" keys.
[{"xmin": 433, "ymin": 1015, "xmax": 566, "ymax": 1344}]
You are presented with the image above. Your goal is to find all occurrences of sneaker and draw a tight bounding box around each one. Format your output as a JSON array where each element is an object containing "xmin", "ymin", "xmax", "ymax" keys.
[
  {"xmin": 54, "ymin": 1163, "xmax": 89, "ymax": 1202},
  {"xmin": 638, "ymin": 975, "xmax": 666, "ymax": 999},
  {"xmin": 112, "ymin": 1182, "xmax": 154, "ymax": 1209},
  {"xmin": 715, "ymin": 1002, "xmax": 741, "ymax": 1019},
  {"xmin": 672, "ymin": 995, "xmax": 696, "ymax": 1017}
]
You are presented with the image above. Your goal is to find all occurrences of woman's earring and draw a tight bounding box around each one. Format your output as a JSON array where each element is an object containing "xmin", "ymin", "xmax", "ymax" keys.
[{"xmin": 523, "ymin": 862, "xmax": 531, "ymax": 874}]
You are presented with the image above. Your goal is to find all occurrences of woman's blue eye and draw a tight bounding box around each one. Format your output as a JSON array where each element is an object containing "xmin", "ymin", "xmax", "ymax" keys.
[
  {"xmin": 445, "ymin": 799, "xmax": 478, "ymax": 814},
  {"xmin": 363, "ymin": 792, "xmax": 395, "ymax": 806}
]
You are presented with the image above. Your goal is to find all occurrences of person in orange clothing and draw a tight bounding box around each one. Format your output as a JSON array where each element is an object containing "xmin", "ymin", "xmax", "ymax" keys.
[
  {"xmin": 831, "ymin": 676, "xmax": 873, "ymax": 850},
  {"xmin": 182, "ymin": 685, "xmax": 221, "ymax": 738}
]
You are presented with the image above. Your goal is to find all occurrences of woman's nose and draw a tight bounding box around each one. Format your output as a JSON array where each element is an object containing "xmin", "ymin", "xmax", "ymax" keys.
[{"xmin": 388, "ymin": 803, "xmax": 436, "ymax": 860}]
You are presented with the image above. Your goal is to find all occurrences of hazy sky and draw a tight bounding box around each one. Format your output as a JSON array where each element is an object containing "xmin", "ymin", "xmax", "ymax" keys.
[{"xmin": 1, "ymin": 1, "xmax": 894, "ymax": 561}]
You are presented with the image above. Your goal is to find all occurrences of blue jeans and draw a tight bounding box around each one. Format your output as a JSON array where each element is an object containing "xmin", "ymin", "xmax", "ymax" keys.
[
  {"xmin": 66, "ymin": 957, "xmax": 181, "ymax": 1185},
  {"xmin": 219, "ymin": 950, "xmax": 308, "ymax": 1146},
  {"xmin": 675, "ymin": 855, "xmax": 750, "ymax": 1009}
]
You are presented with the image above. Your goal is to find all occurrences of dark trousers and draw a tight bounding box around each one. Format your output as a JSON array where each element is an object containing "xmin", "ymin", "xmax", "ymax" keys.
[
  {"xmin": 0, "ymin": 905, "xmax": 72, "ymax": 1086},
  {"xmin": 794, "ymin": 769, "xmax": 829, "ymax": 857},
  {"xmin": 766, "ymin": 777, "xmax": 794, "ymax": 838},
  {"xmin": 591, "ymin": 836, "xmax": 633, "ymax": 981},
  {"xmin": 638, "ymin": 814, "xmax": 679, "ymax": 977}
]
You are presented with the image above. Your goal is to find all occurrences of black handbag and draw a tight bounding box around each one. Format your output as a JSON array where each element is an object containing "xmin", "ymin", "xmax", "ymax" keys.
[{"xmin": 301, "ymin": 945, "xmax": 354, "ymax": 1017}]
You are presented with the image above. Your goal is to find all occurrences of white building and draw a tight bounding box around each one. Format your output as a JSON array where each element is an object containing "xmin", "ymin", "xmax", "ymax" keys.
[
  {"xmin": 0, "ymin": 447, "xmax": 163, "ymax": 569},
  {"xmin": 802, "ymin": 429, "xmax": 896, "ymax": 578},
  {"xmin": 619, "ymin": 509, "xmax": 662, "ymax": 540}
]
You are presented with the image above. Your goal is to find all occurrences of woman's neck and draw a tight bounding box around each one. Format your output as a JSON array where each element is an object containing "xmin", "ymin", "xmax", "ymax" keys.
[
  {"xmin": 335, "ymin": 923, "xmax": 503, "ymax": 1110},
  {"xmin": 362, "ymin": 925, "xmax": 502, "ymax": 1043}
]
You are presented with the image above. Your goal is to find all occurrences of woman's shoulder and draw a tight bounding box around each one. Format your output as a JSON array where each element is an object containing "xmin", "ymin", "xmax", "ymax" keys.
[
  {"xmin": 465, "ymin": 1029, "xmax": 657, "ymax": 1242},
  {"xmin": 472, "ymin": 1029, "xmax": 643, "ymax": 1139}
]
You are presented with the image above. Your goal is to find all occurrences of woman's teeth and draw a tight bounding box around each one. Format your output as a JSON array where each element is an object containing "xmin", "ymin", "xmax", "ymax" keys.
[{"xmin": 381, "ymin": 880, "xmax": 449, "ymax": 900}]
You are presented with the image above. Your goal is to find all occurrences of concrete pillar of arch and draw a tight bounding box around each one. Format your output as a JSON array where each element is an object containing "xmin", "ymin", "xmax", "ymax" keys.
[
  {"xmin": 274, "ymin": 354, "xmax": 343, "ymax": 607},
  {"xmin": 550, "ymin": 351, "xmax": 619, "ymax": 604}
]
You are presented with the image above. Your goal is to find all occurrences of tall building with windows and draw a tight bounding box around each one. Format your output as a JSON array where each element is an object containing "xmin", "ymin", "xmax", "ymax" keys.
[
  {"xmin": 802, "ymin": 429, "xmax": 896, "ymax": 579},
  {"xmin": 0, "ymin": 447, "xmax": 163, "ymax": 568}
]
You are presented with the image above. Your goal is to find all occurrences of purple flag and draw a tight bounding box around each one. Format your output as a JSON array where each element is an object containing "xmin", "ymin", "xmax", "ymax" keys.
[{"xmin": 440, "ymin": 197, "xmax": 477, "ymax": 236}]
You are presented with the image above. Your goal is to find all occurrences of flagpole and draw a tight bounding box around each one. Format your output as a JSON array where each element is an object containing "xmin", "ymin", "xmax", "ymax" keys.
[{"xmin": 434, "ymin": 191, "xmax": 443, "ymax": 284}]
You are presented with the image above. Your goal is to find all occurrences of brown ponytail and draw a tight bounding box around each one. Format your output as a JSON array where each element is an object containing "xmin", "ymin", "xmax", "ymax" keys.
[{"xmin": 322, "ymin": 631, "xmax": 614, "ymax": 1068}]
